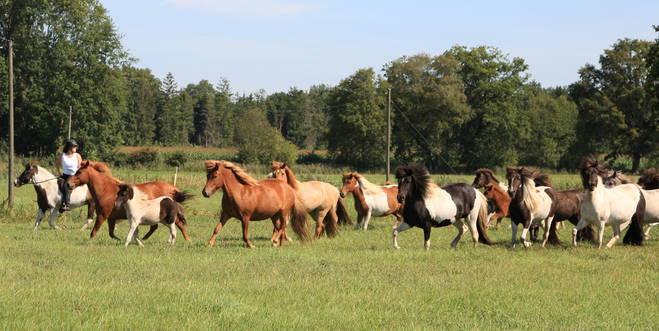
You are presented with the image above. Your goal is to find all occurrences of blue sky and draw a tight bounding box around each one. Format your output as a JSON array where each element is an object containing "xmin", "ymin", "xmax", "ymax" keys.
[{"xmin": 102, "ymin": 0, "xmax": 659, "ymax": 95}]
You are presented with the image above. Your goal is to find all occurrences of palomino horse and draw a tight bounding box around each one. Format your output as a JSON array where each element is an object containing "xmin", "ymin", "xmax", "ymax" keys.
[
  {"xmin": 269, "ymin": 162, "xmax": 352, "ymax": 239},
  {"xmin": 573, "ymin": 157, "xmax": 645, "ymax": 248},
  {"xmin": 114, "ymin": 183, "xmax": 190, "ymax": 247},
  {"xmin": 482, "ymin": 183, "xmax": 510, "ymax": 228},
  {"xmin": 202, "ymin": 160, "xmax": 310, "ymax": 248},
  {"xmin": 14, "ymin": 162, "xmax": 95, "ymax": 230},
  {"xmin": 67, "ymin": 161, "xmax": 192, "ymax": 241},
  {"xmin": 607, "ymin": 168, "xmax": 659, "ymax": 241},
  {"xmin": 339, "ymin": 173, "xmax": 403, "ymax": 230},
  {"xmin": 393, "ymin": 163, "xmax": 496, "ymax": 250},
  {"xmin": 506, "ymin": 167, "xmax": 558, "ymax": 248}
]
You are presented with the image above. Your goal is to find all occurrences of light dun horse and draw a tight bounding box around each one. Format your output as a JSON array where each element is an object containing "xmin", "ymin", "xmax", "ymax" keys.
[
  {"xmin": 14, "ymin": 162, "xmax": 95, "ymax": 230},
  {"xmin": 269, "ymin": 162, "xmax": 352, "ymax": 239},
  {"xmin": 573, "ymin": 157, "xmax": 645, "ymax": 248},
  {"xmin": 339, "ymin": 173, "xmax": 403, "ymax": 230},
  {"xmin": 202, "ymin": 160, "xmax": 310, "ymax": 248},
  {"xmin": 68, "ymin": 161, "xmax": 192, "ymax": 241},
  {"xmin": 393, "ymin": 164, "xmax": 496, "ymax": 250},
  {"xmin": 506, "ymin": 167, "xmax": 558, "ymax": 248},
  {"xmin": 114, "ymin": 183, "xmax": 189, "ymax": 247}
]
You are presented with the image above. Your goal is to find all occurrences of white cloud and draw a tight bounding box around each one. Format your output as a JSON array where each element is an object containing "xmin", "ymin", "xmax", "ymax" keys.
[{"xmin": 163, "ymin": 0, "xmax": 315, "ymax": 16}]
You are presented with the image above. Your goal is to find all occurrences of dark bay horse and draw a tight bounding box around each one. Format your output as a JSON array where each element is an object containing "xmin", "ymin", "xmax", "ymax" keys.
[
  {"xmin": 67, "ymin": 161, "xmax": 191, "ymax": 241},
  {"xmin": 202, "ymin": 160, "xmax": 310, "ymax": 248},
  {"xmin": 393, "ymin": 164, "xmax": 496, "ymax": 250},
  {"xmin": 472, "ymin": 168, "xmax": 508, "ymax": 190}
]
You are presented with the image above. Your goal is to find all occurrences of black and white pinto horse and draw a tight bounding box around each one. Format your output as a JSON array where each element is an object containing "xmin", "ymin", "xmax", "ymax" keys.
[
  {"xmin": 506, "ymin": 167, "xmax": 559, "ymax": 248},
  {"xmin": 573, "ymin": 157, "xmax": 645, "ymax": 248},
  {"xmin": 393, "ymin": 164, "xmax": 496, "ymax": 250},
  {"xmin": 13, "ymin": 162, "xmax": 95, "ymax": 230}
]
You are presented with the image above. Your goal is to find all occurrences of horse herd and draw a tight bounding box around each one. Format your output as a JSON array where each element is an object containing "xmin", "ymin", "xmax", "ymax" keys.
[{"xmin": 12, "ymin": 156, "xmax": 659, "ymax": 250}]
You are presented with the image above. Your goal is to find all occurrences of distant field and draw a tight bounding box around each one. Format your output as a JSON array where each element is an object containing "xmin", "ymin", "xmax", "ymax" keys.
[{"xmin": 1, "ymin": 170, "xmax": 657, "ymax": 329}]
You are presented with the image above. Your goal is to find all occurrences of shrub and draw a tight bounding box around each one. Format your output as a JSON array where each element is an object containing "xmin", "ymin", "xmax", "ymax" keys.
[
  {"xmin": 129, "ymin": 148, "xmax": 159, "ymax": 165},
  {"xmin": 166, "ymin": 150, "xmax": 188, "ymax": 167}
]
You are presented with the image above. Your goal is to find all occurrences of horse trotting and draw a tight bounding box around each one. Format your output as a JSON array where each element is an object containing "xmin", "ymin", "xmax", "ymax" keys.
[
  {"xmin": 14, "ymin": 162, "xmax": 95, "ymax": 230},
  {"xmin": 393, "ymin": 163, "xmax": 496, "ymax": 251},
  {"xmin": 67, "ymin": 161, "xmax": 192, "ymax": 241},
  {"xmin": 482, "ymin": 183, "xmax": 510, "ymax": 228},
  {"xmin": 637, "ymin": 168, "xmax": 659, "ymax": 239},
  {"xmin": 340, "ymin": 173, "xmax": 403, "ymax": 230},
  {"xmin": 202, "ymin": 160, "xmax": 310, "ymax": 248},
  {"xmin": 506, "ymin": 167, "xmax": 558, "ymax": 248},
  {"xmin": 114, "ymin": 183, "xmax": 189, "ymax": 247},
  {"xmin": 574, "ymin": 156, "xmax": 645, "ymax": 248}
]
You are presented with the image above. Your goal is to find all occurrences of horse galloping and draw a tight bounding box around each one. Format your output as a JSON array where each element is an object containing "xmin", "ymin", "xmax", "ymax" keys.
[
  {"xmin": 270, "ymin": 162, "xmax": 352, "ymax": 239},
  {"xmin": 574, "ymin": 157, "xmax": 645, "ymax": 248},
  {"xmin": 202, "ymin": 160, "xmax": 310, "ymax": 248},
  {"xmin": 340, "ymin": 173, "xmax": 403, "ymax": 230},
  {"xmin": 482, "ymin": 183, "xmax": 510, "ymax": 228},
  {"xmin": 67, "ymin": 161, "xmax": 192, "ymax": 241},
  {"xmin": 114, "ymin": 183, "xmax": 191, "ymax": 247},
  {"xmin": 506, "ymin": 167, "xmax": 558, "ymax": 248},
  {"xmin": 14, "ymin": 162, "xmax": 95, "ymax": 230},
  {"xmin": 393, "ymin": 163, "xmax": 496, "ymax": 250}
]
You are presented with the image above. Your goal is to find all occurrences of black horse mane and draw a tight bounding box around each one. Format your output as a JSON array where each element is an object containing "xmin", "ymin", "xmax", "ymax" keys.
[
  {"xmin": 639, "ymin": 167, "xmax": 659, "ymax": 189},
  {"xmin": 395, "ymin": 163, "xmax": 435, "ymax": 198},
  {"xmin": 579, "ymin": 156, "xmax": 608, "ymax": 177},
  {"xmin": 506, "ymin": 166, "xmax": 553, "ymax": 188},
  {"xmin": 475, "ymin": 168, "xmax": 500, "ymax": 184}
]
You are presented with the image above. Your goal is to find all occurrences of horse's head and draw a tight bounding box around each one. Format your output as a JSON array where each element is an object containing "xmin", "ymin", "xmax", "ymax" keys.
[
  {"xmin": 483, "ymin": 183, "xmax": 496, "ymax": 199},
  {"xmin": 340, "ymin": 173, "xmax": 358, "ymax": 198},
  {"xmin": 114, "ymin": 183, "xmax": 134, "ymax": 211},
  {"xmin": 269, "ymin": 162, "xmax": 288, "ymax": 182},
  {"xmin": 67, "ymin": 161, "xmax": 92, "ymax": 190},
  {"xmin": 506, "ymin": 166, "xmax": 529, "ymax": 198},
  {"xmin": 579, "ymin": 156, "xmax": 608, "ymax": 192},
  {"xmin": 14, "ymin": 162, "xmax": 37, "ymax": 187},
  {"xmin": 395, "ymin": 163, "xmax": 433, "ymax": 203},
  {"xmin": 202, "ymin": 160, "xmax": 225, "ymax": 198},
  {"xmin": 604, "ymin": 170, "xmax": 630, "ymax": 188},
  {"xmin": 472, "ymin": 169, "xmax": 497, "ymax": 189}
]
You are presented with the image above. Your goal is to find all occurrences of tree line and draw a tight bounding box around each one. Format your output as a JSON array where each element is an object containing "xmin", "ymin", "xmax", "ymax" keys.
[{"xmin": 1, "ymin": 1, "xmax": 659, "ymax": 173}]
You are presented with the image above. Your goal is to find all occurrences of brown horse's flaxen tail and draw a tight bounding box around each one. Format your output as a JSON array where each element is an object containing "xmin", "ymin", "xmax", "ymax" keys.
[
  {"xmin": 476, "ymin": 190, "xmax": 497, "ymax": 245},
  {"xmin": 290, "ymin": 192, "xmax": 311, "ymax": 243},
  {"xmin": 336, "ymin": 197, "xmax": 354, "ymax": 226}
]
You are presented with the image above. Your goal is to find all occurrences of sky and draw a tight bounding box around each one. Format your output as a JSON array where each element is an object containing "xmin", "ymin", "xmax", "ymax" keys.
[{"xmin": 101, "ymin": 0, "xmax": 659, "ymax": 96}]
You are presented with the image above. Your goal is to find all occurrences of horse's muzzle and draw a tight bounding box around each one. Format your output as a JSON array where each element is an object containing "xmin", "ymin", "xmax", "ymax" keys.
[
  {"xmin": 397, "ymin": 196, "xmax": 405, "ymax": 203},
  {"xmin": 587, "ymin": 184, "xmax": 596, "ymax": 191},
  {"xmin": 340, "ymin": 192, "xmax": 346, "ymax": 198},
  {"xmin": 507, "ymin": 191, "xmax": 515, "ymax": 198},
  {"xmin": 202, "ymin": 190, "xmax": 210, "ymax": 198}
]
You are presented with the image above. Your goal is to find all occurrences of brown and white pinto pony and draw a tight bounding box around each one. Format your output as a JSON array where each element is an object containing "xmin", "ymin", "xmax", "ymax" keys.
[
  {"xmin": 202, "ymin": 160, "xmax": 310, "ymax": 248},
  {"xmin": 506, "ymin": 167, "xmax": 558, "ymax": 248},
  {"xmin": 482, "ymin": 183, "xmax": 510, "ymax": 228},
  {"xmin": 339, "ymin": 173, "xmax": 403, "ymax": 230},
  {"xmin": 14, "ymin": 162, "xmax": 95, "ymax": 230},
  {"xmin": 269, "ymin": 162, "xmax": 352, "ymax": 239},
  {"xmin": 574, "ymin": 157, "xmax": 645, "ymax": 248},
  {"xmin": 67, "ymin": 161, "xmax": 191, "ymax": 241},
  {"xmin": 114, "ymin": 183, "xmax": 191, "ymax": 247}
]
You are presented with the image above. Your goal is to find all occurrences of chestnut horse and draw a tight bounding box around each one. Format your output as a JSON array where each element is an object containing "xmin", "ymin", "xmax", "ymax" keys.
[
  {"xmin": 339, "ymin": 173, "xmax": 403, "ymax": 230},
  {"xmin": 67, "ymin": 161, "xmax": 191, "ymax": 241},
  {"xmin": 202, "ymin": 160, "xmax": 310, "ymax": 248},
  {"xmin": 269, "ymin": 162, "xmax": 352, "ymax": 239},
  {"xmin": 482, "ymin": 183, "xmax": 510, "ymax": 228}
]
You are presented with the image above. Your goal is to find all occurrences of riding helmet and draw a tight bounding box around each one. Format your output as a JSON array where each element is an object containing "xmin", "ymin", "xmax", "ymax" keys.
[{"xmin": 64, "ymin": 139, "xmax": 78, "ymax": 147}]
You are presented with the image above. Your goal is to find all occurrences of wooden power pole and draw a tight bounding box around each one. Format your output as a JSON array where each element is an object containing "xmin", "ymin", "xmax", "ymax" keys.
[
  {"xmin": 6, "ymin": 39, "xmax": 14, "ymax": 213},
  {"xmin": 386, "ymin": 88, "xmax": 391, "ymax": 182}
]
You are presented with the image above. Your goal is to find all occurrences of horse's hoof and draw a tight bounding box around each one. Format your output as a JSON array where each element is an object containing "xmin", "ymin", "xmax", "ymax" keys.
[
  {"xmin": 523, "ymin": 242, "xmax": 532, "ymax": 248},
  {"xmin": 394, "ymin": 245, "xmax": 401, "ymax": 249}
]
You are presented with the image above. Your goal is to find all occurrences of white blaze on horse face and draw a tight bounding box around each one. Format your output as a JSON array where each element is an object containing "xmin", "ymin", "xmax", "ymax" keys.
[{"xmin": 423, "ymin": 187, "xmax": 458, "ymax": 223}]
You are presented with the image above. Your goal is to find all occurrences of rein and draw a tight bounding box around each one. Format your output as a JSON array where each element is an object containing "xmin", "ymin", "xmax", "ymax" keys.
[{"xmin": 30, "ymin": 177, "xmax": 59, "ymax": 185}]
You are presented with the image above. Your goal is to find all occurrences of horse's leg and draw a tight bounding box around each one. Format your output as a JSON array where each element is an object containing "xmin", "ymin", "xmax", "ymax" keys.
[
  {"xmin": 571, "ymin": 219, "xmax": 588, "ymax": 247},
  {"xmin": 362, "ymin": 211, "xmax": 373, "ymax": 230},
  {"xmin": 81, "ymin": 203, "xmax": 94, "ymax": 230},
  {"xmin": 541, "ymin": 216, "xmax": 554, "ymax": 248},
  {"xmin": 355, "ymin": 214, "xmax": 364, "ymax": 229},
  {"xmin": 644, "ymin": 223, "xmax": 657, "ymax": 240},
  {"xmin": 90, "ymin": 215, "xmax": 107, "ymax": 239},
  {"xmin": 510, "ymin": 221, "xmax": 519, "ymax": 248},
  {"xmin": 34, "ymin": 209, "xmax": 45, "ymax": 230},
  {"xmin": 141, "ymin": 224, "xmax": 159, "ymax": 241},
  {"xmin": 168, "ymin": 222, "xmax": 177, "ymax": 245},
  {"xmin": 108, "ymin": 218, "xmax": 121, "ymax": 240},
  {"xmin": 134, "ymin": 227, "xmax": 145, "ymax": 247},
  {"xmin": 451, "ymin": 220, "xmax": 465, "ymax": 250},
  {"xmin": 486, "ymin": 212, "xmax": 496, "ymax": 228},
  {"xmin": 423, "ymin": 222, "xmax": 433, "ymax": 251},
  {"xmin": 605, "ymin": 224, "xmax": 621, "ymax": 248},
  {"xmin": 240, "ymin": 217, "xmax": 255, "ymax": 248},
  {"xmin": 48, "ymin": 207, "xmax": 60, "ymax": 230},
  {"xmin": 520, "ymin": 217, "xmax": 533, "ymax": 248},
  {"xmin": 174, "ymin": 219, "xmax": 190, "ymax": 241},
  {"xmin": 208, "ymin": 212, "xmax": 231, "ymax": 247},
  {"xmin": 311, "ymin": 210, "xmax": 324, "ymax": 240},
  {"xmin": 125, "ymin": 221, "xmax": 139, "ymax": 247},
  {"xmin": 596, "ymin": 221, "xmax": 606, "ymax": 249},
  {"xmin": 392, "ymin": 222, "xmax": 412, "ymax": 249}
]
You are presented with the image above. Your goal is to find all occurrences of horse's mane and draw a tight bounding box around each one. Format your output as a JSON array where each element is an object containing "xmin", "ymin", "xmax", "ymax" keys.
[
  {"xmin": 86, "ymin": 161, "xmax": 122, "ymax": 185},
  {"xmin": 579, "ymin": 156, "xmax": 608, "ymax": 189},
  {"xmin": 205, "ymin": 160, "xmax": 260, "ymax": 186},
  {"xmin": 638, "ymin": 167, "xmax": 659, "ymax": 189},
  {"xmin": 270, "ymin": 162, "xmax": 285, "ymax": 172},
  {"xmin": 395, "ymin": 164, "xmax": 437, "ymax": 199},
  {"xmin": 475, "ymin": 168, "xmax": 500, "ymax": 184},
  {"xmin": 506, "ymin": 166, "xmax": 543, "ymax": 210},
  {"xmin": 604, "ymin": 170, "xmax": 632, "ymax": 188},
  {"xmin": 354, "ymin": 173, "xmax": 384, "ymax": 195}
]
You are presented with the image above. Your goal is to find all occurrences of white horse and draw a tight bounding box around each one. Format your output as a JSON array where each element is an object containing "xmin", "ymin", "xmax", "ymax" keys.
[
  {"xmin": 573, "ymin": 157, "xmax": 646, "ymax": 248},
  {"xmin": 14, "ymin": 162, "xmax": 95, "ymax": 230},
  {"xmin": 114, "ymin": 183, "xmax": 183, "ymax": 247}
]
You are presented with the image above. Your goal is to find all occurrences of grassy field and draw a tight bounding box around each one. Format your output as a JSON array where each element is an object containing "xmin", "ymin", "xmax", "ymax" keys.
[{"xmin": 1, "ymin": 168, "xmax": 658, "ymax": 330}]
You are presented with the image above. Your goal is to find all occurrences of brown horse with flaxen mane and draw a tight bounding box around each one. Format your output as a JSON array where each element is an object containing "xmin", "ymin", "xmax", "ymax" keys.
[
  {"xmin": 202, "ymin": 160, "xmax": 310, "ymax": 248},
  {"xmin": 67, "ymin": 161, "xmax": 192, "ymax": 241}
]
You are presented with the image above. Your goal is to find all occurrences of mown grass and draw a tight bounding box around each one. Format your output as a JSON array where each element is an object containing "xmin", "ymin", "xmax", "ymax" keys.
[{"xmin": 1, "ymin": 170, "xmax": 658, "ymax": 330}]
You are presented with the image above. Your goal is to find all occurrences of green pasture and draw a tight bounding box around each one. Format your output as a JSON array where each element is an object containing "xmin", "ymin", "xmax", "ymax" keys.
[{"xmin": 1, "ymin": 169, "xmax": 658, "ymax": 330}]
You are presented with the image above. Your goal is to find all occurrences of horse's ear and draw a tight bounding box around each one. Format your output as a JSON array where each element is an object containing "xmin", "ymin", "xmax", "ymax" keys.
[
  {"xmin": 81, "ymin": 161, "xmax": 90, "ymax": 169},
  {"xmin": 128, "ymin": 186, "xmax": 134, "ymax": 200},
  {"xmin": 282, "ymin": 163, "xmax": 287, "ymax": 169}
]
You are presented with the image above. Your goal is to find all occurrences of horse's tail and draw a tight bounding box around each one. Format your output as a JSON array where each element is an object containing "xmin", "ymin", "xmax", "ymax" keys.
[
  {"xmin": 547, "ymin": 217, "xmax": 562, "ymax": 246},
  {"xmin": 475, "ymin": 190, "xmax": 497, "ymax": 245},
  {"xmin": 623, "ymin": 190, "xmax": 645, "ymax": 246},
  {"xmin": 176, "ymin": 202, "xmax": 187, "ymax": 226},
  {"xmin": 172, "ymin": 190, "xmax": 195, "ymax": 204},
  {"xmin": 290, "ymin": 192, "xmax": 311, "ymax": 243},
  {"xmin": 336, "ymin": 196, "xmax": 354, "ymax": 226}
]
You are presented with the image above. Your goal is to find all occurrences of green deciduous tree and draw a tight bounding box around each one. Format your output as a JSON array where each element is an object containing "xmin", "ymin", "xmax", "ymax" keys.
[
  {"xmin": 234, "ymin": 111, "xmax": 297, "ymax": 164},
  {"xmin": 122, "ymin": 66, "xmax": 159, "ymax": 146}
]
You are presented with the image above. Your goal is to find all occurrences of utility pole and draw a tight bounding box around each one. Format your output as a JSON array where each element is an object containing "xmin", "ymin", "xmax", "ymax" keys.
[
  {"xmin": 5, "ymin": 40, "xmax": 14, "ymax": 213},
  {"xmin": 68, "ymin": 106, "xmax": 72, "ymax": 139},
  {"xmin": 386, "ymin": 88, "xmax": 391, "ymax": 182}
]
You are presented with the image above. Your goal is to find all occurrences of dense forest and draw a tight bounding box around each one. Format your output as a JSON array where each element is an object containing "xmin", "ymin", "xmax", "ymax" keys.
[{"xmin": 1, "ymin": 0, "xmax": 659, "ymax": 172}]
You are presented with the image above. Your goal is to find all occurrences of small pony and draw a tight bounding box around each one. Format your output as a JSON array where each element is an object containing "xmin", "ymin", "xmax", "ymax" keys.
[
  {"xmin": 482, "ymin": 183, "xmax": 510, "ymax": 228},
  {"xmin": 340, "ymin": 173, "xmax": 403, "ymax": 230},
  {"xmin": 114, "ymin": 183, "xmax": 190, "ymax": 247}
]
